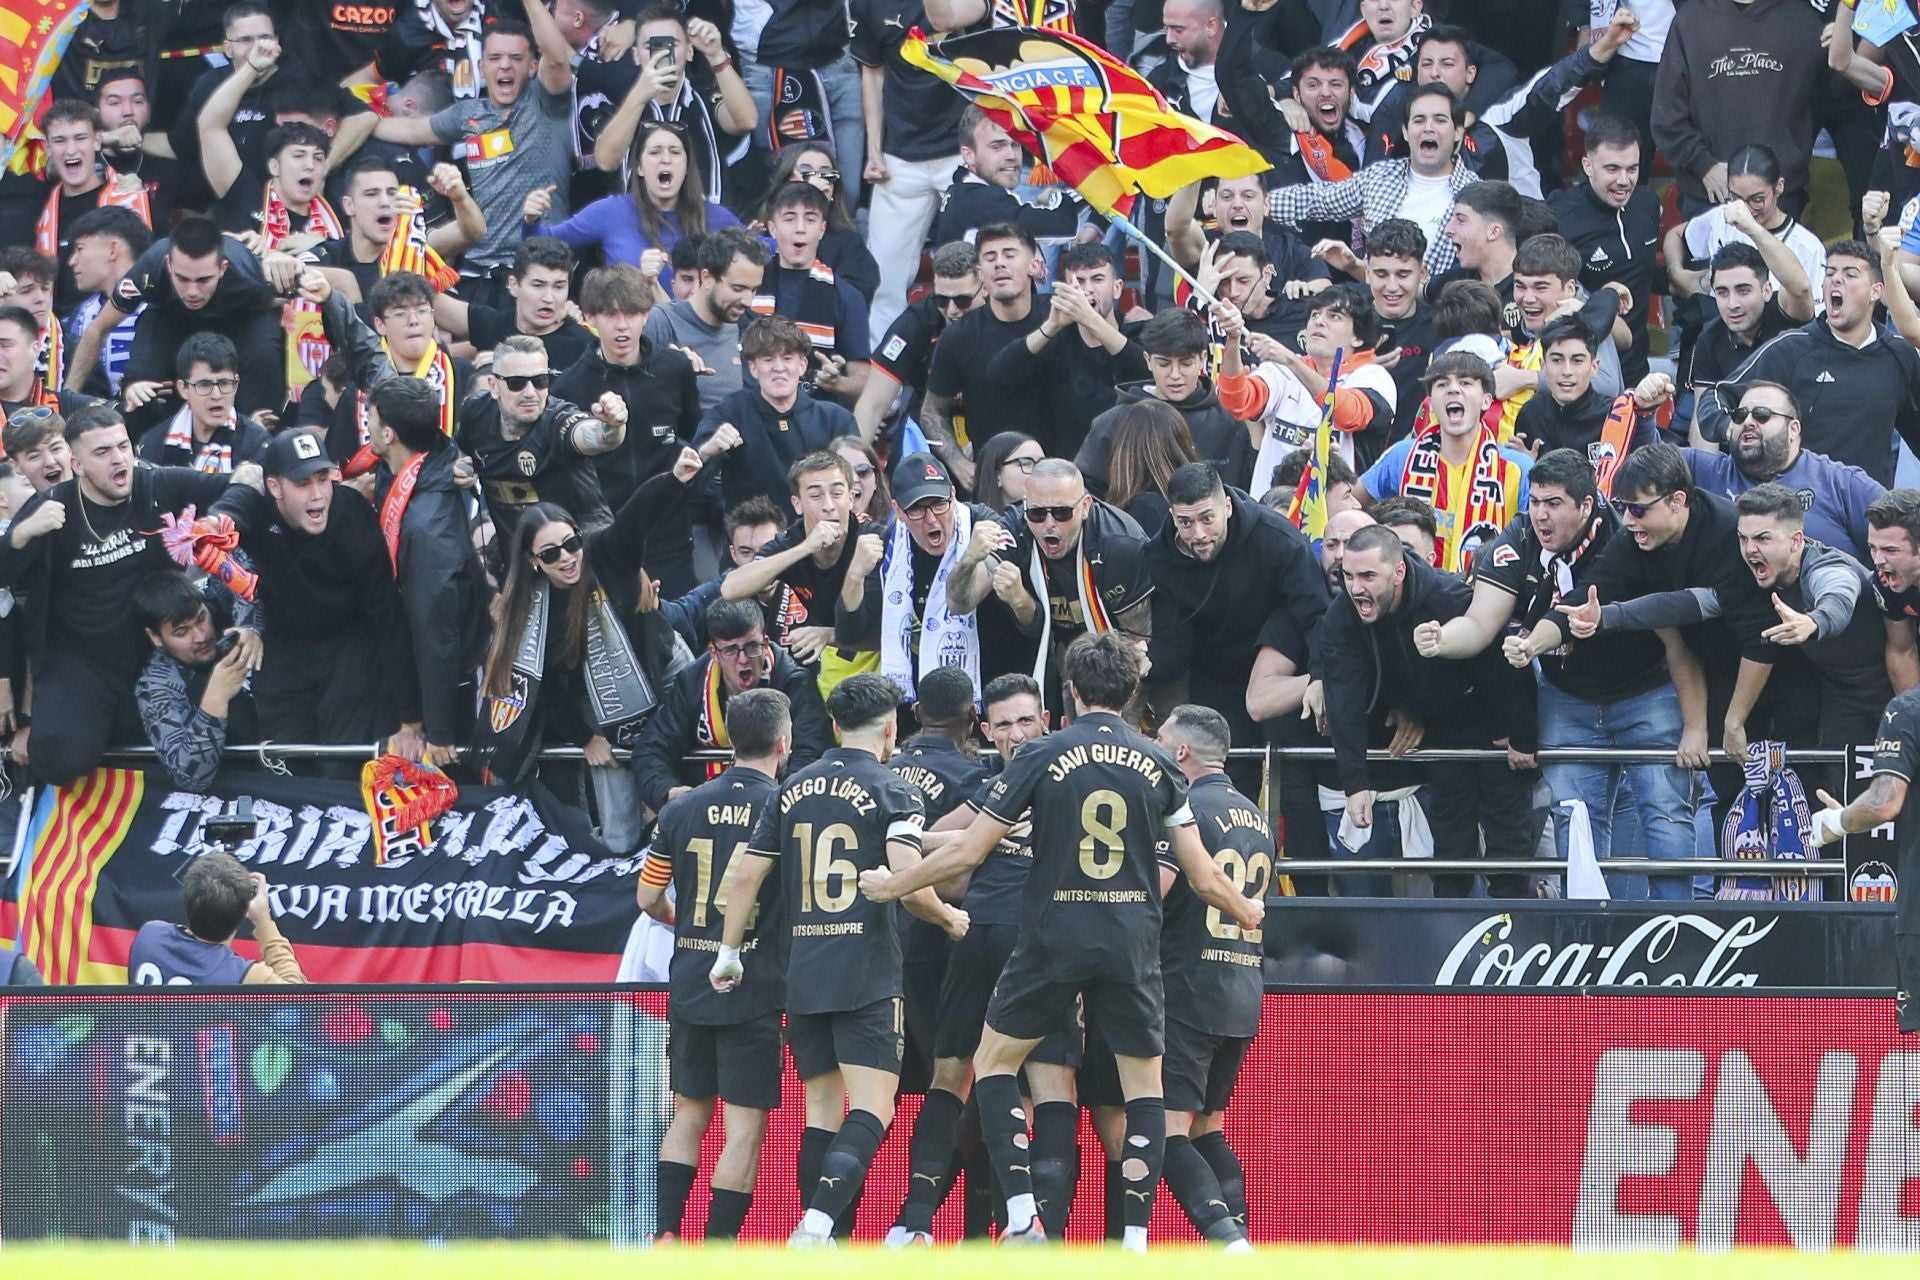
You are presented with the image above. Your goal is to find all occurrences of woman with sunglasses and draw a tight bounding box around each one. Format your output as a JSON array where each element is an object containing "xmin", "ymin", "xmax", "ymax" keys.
[
  {"xmin": 764, "ymin": 140, "xmax": 880, "ymax": 302},
  {"xmin": 832, "ymin": 435, "xmax": 891, "ymax": 523},
  {"xmin": 971, "ymin": 432, "xmax": 1045, "ymax": 514},
  {"xmin": 476, "ymin": 447, "xmax": 706, "ymax": 847},
  {"xmin": 526, "ymin": 121, "xmax": 741, "ymax": 295}
]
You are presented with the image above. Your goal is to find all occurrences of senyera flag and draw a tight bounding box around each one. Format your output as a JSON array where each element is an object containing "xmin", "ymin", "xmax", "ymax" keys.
[
  {"xmin": 902, "ymin": 24, "xmax": 1266, "ymax": 219},
  {"xmin": 1287, "ymin": 350, "xmax": 1344, "ymax": 541},
  {"xmin": 0, "ymin": 0, "xmax": 92, "ymax": 174}
]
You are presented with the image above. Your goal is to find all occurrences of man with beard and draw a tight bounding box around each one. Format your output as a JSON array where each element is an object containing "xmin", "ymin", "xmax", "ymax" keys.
[
  {"xmin": 854, "ymin": 243, "xmax": 983, "ymax": 451},
  {"xmin": 934, "ymin": 108, "xmax": 1088, "ymax": 254},
  {"xmin": 1416, "ymin": 449, "xmax": 1703, "ymax": 885},
  {"xmin": 720, "ymin": 450, "xmax": 883, "ymax": 685},
  {"xmin": 696, "ymin": 317, "xmax": 856, "ymax": 514},
  {"xmin": 92, "ymin": 71, "xmax": 180, "ymax": 229},
  {"xmin": 1146, "ymin": 461, "xmax": 1329, "ymax": 782},
  {"xmin": 1243, "ymin": 46, "xmax": 1367, "ymax": 250},
  {"xmin": 876, "ymin": 453, "xmax": 999, "ymax": 705},
  {"xmin": 209, "ymin": 428, "xmax": 416, "ymax": 753},
  {"xmin": 920, "ymin": 223, "xmax": 1048, "ymax": 490},
  {"xmin": 1266, "ymin": 83, "xmax": 1480, "ymax": 277},
  {"xmin": 437, "ymin": 238, "xmax": 595, "ymax": 372},
  {"xmin": 1869, "ymin": 490, "xmax": 1920, "ymax": 694},
  {"xmin": 1360, "ymin": 352, "xmax": 1533, "ymax": 573},
  {"xmin": 0, "ymin": 404, "xmax": 252, "ymax": 784},
  {"xmin": 1081, "ymin": 309, "xmax": 1247, "ymax": 496},
  {"xmin": 1671, "ymin": 381, "xmax": 1883, "ymax": 564},
  {"xmin": 459, "ymin": 335, "xmax": 628, "ymax": 537},
  {"xmin": 984, "ymin": 244, "xmax": 1147, "ymax": 461},
  {"xmin": 1319, "ymin": 523, "xmax": 1539, "ymax": 898},
  {"xmin": 947, "ymin": 459, "xmax": 1154, "ymax": 712},
  {"xmin": 132, "ymin": 568, "xmax": 256, "ymax": 793},
  {"xmin": 645, "ymin": 228, "xmax": 768, "ymax": 412},
  {"xmin": 1677, "ymin": 243, "xmax": 1806, "ymax": 439},
  {"xmin": 68, "ymin": 216, "xmax": 291, "ymax": 418},
  {"xmin": 300, "ymin": 155, "xmax": 485, "ymax": 312},
  {"xmin": 634, "ymin": 597, "xmax": 832, "ymax": 811},
  {"xmin": 1696, "ymin": 241, "xmax": 1920, "ymax": 485},
  {"xmin": 362, "ymin": 376, "xmax": 488, "ymax": 767}
]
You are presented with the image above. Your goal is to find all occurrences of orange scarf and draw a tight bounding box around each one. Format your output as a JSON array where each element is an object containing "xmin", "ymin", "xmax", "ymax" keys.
[
  {"xmin": 379, "ymin": 451, "xmax": 427, "ymax": 572},
  {"xmin": 33, "ymin": 170, "xmax": 151, "ymax": 258},
  {"xmin": 1295, "ymin": 130, "xmax": 1353, "ymax": 183}
]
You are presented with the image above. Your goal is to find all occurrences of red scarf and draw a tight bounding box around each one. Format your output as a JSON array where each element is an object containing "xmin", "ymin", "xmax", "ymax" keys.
[
  {"xmin": 1295, "ymin": 130, "xmax": 1353, "ymax": 183},
  {"xmin": 34, "ymin": 170, "xmax": 151, "ymax": 258},
  {"xmin": 380, "ymin": 451, "xmax": 427, "ymax": 573}
]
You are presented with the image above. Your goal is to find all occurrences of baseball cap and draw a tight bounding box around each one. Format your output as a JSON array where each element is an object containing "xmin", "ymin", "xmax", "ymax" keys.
[
  {"xmin": 264, "ymin": 429, "xmax": 334, "ymax": 481},
  {"xmin": 892, "ymin": 451, "xmax": 953, "ymax": 509}
]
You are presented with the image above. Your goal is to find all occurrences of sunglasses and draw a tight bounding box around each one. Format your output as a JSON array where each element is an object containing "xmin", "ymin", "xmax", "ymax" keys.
[
  {"xmin": 500, "ymin": 372, "xmax": 554, "ymax": 392},
  {"xmin": 795, "ymin": 165, "xmax": 840, "ymax": 184},
  {"xmin": 6, "ymin": 405, "xmax": 56, "ymax": 428},
  {"xmin": 934, "ymin": 291, "xmax": 977, "ymax": 311},
  {"xmin": 1025, "ymin": 504, "xmax": 1079, "ymax": 525},
  {"xmin": 850, "ymin": 462, "xmax": 875, "ymax": 477},
  {"xmin": 1610, "ymin": 495, "xmax": 1672, "ymax": 520},
  {"xmin": 1728, "ymin": 405, "xmax": 1787, "ymax": 425},
  {"xmin": 532, "ymin": 532, "xmax": 584, "ymax": 563}
]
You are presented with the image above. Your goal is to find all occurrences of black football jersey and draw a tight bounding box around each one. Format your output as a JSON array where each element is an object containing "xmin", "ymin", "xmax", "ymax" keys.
[
  {"xmin": 890, "ymin": 734, "xmax": 993, "ymax": 822},
  {"xmin": 1159, "ymin": 773, "xmax": 1270, "ymax": 1037},
  {"xmin": 749, "ymin": 747, "xmax": 927, "ymax": 1013},
  {"xmin": 1871, "ymin": 689, "xmax": 1920, "ymax": 937},
  {"xmin": 648, "ymin": 766, "xmax": 783, "ymax": 1023},
  {"xmin": 978, "ymin": 711, "xmax": 1192, "ymax": 982}
]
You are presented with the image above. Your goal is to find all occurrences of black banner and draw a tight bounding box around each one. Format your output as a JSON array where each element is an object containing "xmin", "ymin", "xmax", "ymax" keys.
[{"xmin": 1264, "ymin": 899, "xmax": 1897, "ymax": 990}]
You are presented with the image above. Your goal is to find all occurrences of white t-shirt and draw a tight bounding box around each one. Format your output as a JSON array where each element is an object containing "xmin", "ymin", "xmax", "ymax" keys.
[
  {"xmin": 1591, "ymin": 0, "xmax": 1674, "ymax": 63},
  {"xmin": 1246, "ymin": 358, "xmax": 1399, "ymax": 494},
  {"xmin": 1184, "ymin": 62, "xmax": 1220, "ymax": 125},
  {"xmin": 1684, "ymin": 206, "xmax": 1827, "ymax": 311},
  {"xmin": 1399, "ymin": 172, "xmax": 1454, "ymax": 252}
]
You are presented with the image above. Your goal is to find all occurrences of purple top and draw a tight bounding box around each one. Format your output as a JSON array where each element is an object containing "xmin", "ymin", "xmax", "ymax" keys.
[{"xmin": 529, "ymin": 196, "xmax": 741, "ymax": 290}]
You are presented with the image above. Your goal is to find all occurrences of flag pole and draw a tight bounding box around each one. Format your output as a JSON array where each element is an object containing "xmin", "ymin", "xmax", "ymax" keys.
[{"xmin": 1106, "ymin": 209, "xmax": 1225, "ymax": 311}]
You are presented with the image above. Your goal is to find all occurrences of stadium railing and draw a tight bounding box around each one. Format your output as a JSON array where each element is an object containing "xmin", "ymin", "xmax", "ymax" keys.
[{"xmin": 83, "ymin": 741, "xmax": 1856, "ymax": 884}]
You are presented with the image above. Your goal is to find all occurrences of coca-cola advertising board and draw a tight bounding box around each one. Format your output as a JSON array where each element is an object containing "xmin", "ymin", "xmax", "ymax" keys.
[{"xmin": 1266, "ymin": 899, "xmax": 1896, "ymax": 990}]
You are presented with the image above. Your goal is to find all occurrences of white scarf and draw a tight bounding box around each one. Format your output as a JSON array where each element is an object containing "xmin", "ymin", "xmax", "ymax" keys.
[
  {"xmin": 1028, "ymin": 525, "xmax": 1111, "ymax": 694},
  {"xmin": 879, "ymin": 502, "xmax": 980, "ymax": 702}
]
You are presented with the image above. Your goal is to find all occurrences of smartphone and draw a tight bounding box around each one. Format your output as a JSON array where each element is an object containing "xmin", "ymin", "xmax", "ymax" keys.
[
  {"xmin": 213, "ymin": 630, "xmax": 241, "ymax": 661},
  {"xmin": 647, "ymin": 35, "xmax": 677, "ymax": 61}
]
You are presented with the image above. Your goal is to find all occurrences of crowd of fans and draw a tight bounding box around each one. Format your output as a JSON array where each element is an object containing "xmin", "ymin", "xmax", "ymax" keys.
[{"xmin": 5, "ymin": 0, "xmax": 1920, "ymax": 902}]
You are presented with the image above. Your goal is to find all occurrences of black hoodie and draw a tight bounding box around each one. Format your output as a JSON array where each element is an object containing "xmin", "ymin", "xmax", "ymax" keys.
[
  {"xmin": 1079, "ymin": 379, "xmax": 1253, "ymax": 498},
  {"xmin": 1145, "ymin": 490, "xmax": 1329, "ymax": 744},
  {"xmin": 1317, "ymin": 547, "xmax": 1537, "ymax": 792}
]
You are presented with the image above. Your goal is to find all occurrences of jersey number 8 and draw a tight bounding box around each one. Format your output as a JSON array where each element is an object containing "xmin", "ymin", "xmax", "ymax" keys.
[
  {"xmin": 796, "ymin": 822, "xmax": 860, "ymax": 913},
  {"xmin": 1078, "ymin": 789, "xmax": 1128, "ymax": 880}
]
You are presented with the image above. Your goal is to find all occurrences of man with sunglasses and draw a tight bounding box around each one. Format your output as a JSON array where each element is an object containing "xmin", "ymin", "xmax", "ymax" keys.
[
  {"xmin": 852, "ymin": 242, "xmax": 982, "ymax": 451},
  {"xmin": 877, "ymin": 453, "xmax": 999, "ymax": 706},
  {"xmin": 632, "ymin": 597, "xmax": 834, "ymax": 814},
  {"xmin": 130, "ymin": 333, "xmax": 270, "ymax": 473},
  {"xmin": 459, "ymin": 334, "xmax": 630, "ymax": 538},
  {"xmin": 1677, "ymin": 381, "xmax": 1884, "ymax": 565}
]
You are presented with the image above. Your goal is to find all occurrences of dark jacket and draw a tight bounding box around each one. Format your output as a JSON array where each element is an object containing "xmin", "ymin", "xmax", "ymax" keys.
[
  {"xmin": 1145, "ymin": 489, "xmax": 1329, "ymax": 744},
  {"xmin": 1318, "ymin": 547, "xmax": 1537, "ymax": 792},
  {"xmin": 386, "ymin": 446, "xmax": 489, "ymax": 745},
  {"xmin": 1547, "ymin": 179, "xmax": 1663, "ymax": 381},
  {"xmin": 693, "ymin": 386, "xmax": 855, "ymax": 516},
  {"xmin": 552, "ymin": 339, "xmax": 702, "ymax": 511},
  {"xmin": 1510, "ymin": 386, "xmax": 1660, "ymax": 463},
  {"xmin": 457, "ymin": 392, "xmax": 615, "ymax": 537},
  {"xmin": 631, "ymin": 646, "xmax": 833, "ymax": 812},
  {"xmin": 134, "ymin": 414, "xmax": 272, "ymax": 471},
  {"xmin": 1080, "ymin": 379, "xmax": 1252, "ymax": 498},
  {"xmin": 1695, "ymin": 318, "xmax": 1920, "ymax": 485}
]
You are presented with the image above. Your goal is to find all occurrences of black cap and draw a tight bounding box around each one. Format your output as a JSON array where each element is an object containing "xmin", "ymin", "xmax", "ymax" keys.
[
  {"xmin": 264, "ymin": 429, "xmax": 334, "ymax": 481},
  {"xmin": 892, "ymin": 450, "xmax": 952, "ymax": 509}
]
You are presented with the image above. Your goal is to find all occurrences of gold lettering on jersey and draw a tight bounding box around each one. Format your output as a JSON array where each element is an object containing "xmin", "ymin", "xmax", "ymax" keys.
[
  {"xmin": 894, "ymin": 767, "xmax": 948, "ymax": 803},
  {"xmin": 793, "ymin": 921, "xmax": 868, "ymax": 937},
  {"xmin": 1198, "ymin": 948, "xmax": 1264, "ymax": 967},
  {"xmin": 780, "ymin": 774, "xmax": 879, "ymax": 815},
  {"xmin": 707, "ymin": 804, "xmax": 755, "ymax": 826},
  {"xmin": 1211, "ymin": 806, "xmax": 1272, "ymax": 840},
  {"xmin": 1044, "ymin": 743, "xmax": 1165, "ymax": 786}
]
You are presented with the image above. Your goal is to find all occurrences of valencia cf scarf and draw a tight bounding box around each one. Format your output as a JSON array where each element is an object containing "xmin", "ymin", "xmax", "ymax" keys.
[
  {"xmin": 1592, "ymin": 392, "xmax": 1638, "ymax": 500},
  {"xmin": 690, "ymin": 658, "xmax": 735, "ymax": 784},
  {"xmin": 266, "ymin": 185, "xmax": 346, "ymax": 389},
  {"xmin": 1295, "ymin": 130, "xmax": 1353, "ymax": 183},
  {"xmin": 1718, "ymin": 739, "xmax": 1820, "ymax": 902},
  {"xmin": 1337, "ymin": 10, "xmax": 1430, "ymax": 96},
  {"xmin": 34, "ymin": 321, "xmax": 61, "ymax": 400},
  {"xmin": 360, "ymin": 754, "xmax": 458, "ymax": 865},
  {"xmin": 766, "ymin": 67, "xmax": 833, "ymax": 152},
  {"xmin": 34, "ymin": 169, "xmax": 151, "ymax": 259},
  {"xmin": 380, "ymin": 451, "xmax": 427, "ymax": 573},
  {"xmin": 1400, "ymin": 422, "xmax": 1509, "ymax": 573},
  {"xmin": 158, "ymin": 406, "xmax": 235, "ymax": 473},
  {"xmin": 379, "ymin": 194, "xmax": 461, "ymax": 291}
]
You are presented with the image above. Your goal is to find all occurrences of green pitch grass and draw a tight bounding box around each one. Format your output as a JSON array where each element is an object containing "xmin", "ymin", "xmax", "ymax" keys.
[{"xmin": 0, "ymin": 1244, "xmax": 1900, "ymax": 1277}]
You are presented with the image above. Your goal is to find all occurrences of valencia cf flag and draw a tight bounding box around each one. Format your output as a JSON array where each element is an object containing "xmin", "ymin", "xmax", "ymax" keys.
[
  {"xmin": 901, "ymin": 24, "xmax": 1267, "ymax": 219},
  {"xmin": 0, "ymin": 0, "xmax": 91, "ymax": 173}
]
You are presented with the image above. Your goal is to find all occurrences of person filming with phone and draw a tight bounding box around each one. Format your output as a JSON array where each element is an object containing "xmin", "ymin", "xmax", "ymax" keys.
[{"xmin": 132, "ymin": 568, "xmax": 260, "ymax": 793}]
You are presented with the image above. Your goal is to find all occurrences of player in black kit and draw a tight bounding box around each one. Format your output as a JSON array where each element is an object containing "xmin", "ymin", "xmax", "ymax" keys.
[
  {"xmin": 712, "ymin": 673, "xmax": 969, "ymax": 1247},
  {"xmin": 861, "ymin": 634, "xmax": 1264, "ymax": 1250},
  {"xmin": 1151, "ymin": 704, "xmax": 1271, "ymax": 1247},
  {"xmin": 636, "ymin": 688, "xmax": 793, "ymax": 1242},
  {"xmin": 1809, "ymin": 688, "xmax": 1920, "ymax": 1032}
]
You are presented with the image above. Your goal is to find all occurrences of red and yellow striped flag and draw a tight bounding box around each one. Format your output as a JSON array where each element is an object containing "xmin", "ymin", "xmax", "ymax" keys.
[
  {"xmin": 380, "ymin": 188, "xmax": 460, "ymax": 291},
  {"xmin": 901, "ymin": 24, "xmax": 1267, "ymax": 219},
  {"xmin": 0, "ymin": 0, "xmax": 91, "ymax": 172},
  {"xmin": 17, "ymin": 767, "xmax": 144, "ymax": 984}
]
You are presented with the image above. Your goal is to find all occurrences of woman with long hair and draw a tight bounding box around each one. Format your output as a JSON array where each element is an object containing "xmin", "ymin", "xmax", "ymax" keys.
[
  {"xmin": 763, "ymin": 139, "xmax": 880, "ymax": 301},
  {"xmin": 525, "ymin": 122, "xmax": 741, "ymax": 293},
  {"xmin": 476, "ymin": 449, "xmax": 705, "ymax": 846},
  {"xmin": 832, "ymin": 435, "xmax": 891, "ymax": 523},
  {"xmin": 1104, "ymin": 400, "xmax": 1199, "ymax": 535},
  {"xmin": 971, "ymin": 431, "xmax": 1045, "ymax": 513}
]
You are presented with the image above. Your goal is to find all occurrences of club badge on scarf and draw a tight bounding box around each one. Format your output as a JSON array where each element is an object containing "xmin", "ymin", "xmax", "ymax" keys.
[
  {"xmin": 361, "ymin": 754, "xmax": 459, "ymax": 865},
  {"xmin": 1718, "ymin": 739, "xmax": 1821, "ymax": 902}
]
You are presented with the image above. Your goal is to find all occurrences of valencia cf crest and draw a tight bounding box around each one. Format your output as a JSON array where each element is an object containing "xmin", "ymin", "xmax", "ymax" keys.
[
  {"xmin": 490, "ymin": 672, "xmax": 530, "ymax": 732},
  {"xmin": 1852, "ymin": 860, "xmax": 1898, "ymax": 903},
  {"xmin": 517, "ymin": 450, "xmax": 538, "ymax": 477}
]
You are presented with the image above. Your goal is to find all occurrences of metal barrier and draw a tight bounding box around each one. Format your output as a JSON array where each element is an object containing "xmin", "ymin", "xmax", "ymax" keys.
[{"xmin": 85, "ymin": 740, "xmax": 1856, "ymax": 881}]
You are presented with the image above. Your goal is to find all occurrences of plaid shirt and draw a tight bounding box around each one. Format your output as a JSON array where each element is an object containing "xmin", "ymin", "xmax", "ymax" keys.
[{"xmin": 1267, "ymin": 159, "xmax": 1480, "ymax": 275}]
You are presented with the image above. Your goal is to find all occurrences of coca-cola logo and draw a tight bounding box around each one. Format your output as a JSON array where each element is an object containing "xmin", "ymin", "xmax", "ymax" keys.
[{"xmin": 1435, "ymin": 912, "xmax": 1773, "ymax": 988}]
